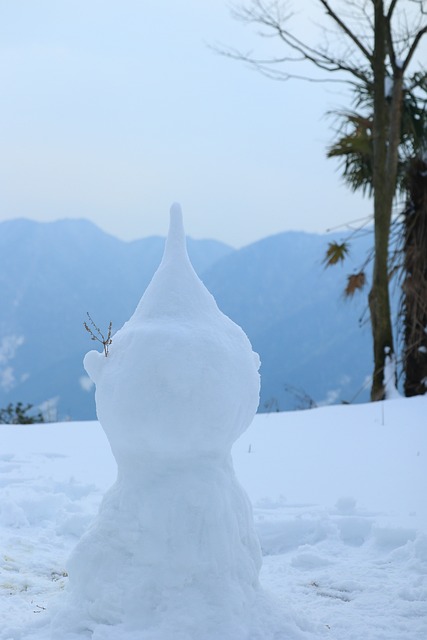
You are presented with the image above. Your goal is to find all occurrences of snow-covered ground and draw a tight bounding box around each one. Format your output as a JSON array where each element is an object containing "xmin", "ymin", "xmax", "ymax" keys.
[{"xmin": 1, "ymin": 396, "xmax": 426, "ymax": 639}]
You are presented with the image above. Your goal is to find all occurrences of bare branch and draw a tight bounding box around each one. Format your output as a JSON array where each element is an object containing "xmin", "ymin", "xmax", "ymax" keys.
[
  {"xmin": 84, "ymin": 313, "xmax": 113, "ymax": 357},
  {"xmin": 217, "ymin": 1, "xmax": 372, "ymax": 85},
  {"xmin": 387, "ymin": 0, "xmax": 400, "ymax": 21},
  {"xmin": 402, "ymin": 25, "xmax": 427, "ymax": 71},
  {"xmin": 226, "ymin": 0, "xmax": 426, "ymax": 82},
  {"xmin": 407, "ymin": 0, "xmax": 427, "ymax": 16},
  {"xmin": 215, "ymin": 40, "xmax": 370, "ymax": 84},
  {"xmin": 318, "ymin": 0, "xmax": 373, "ymax": 62},
  {"xmin": 385, "ymin": 3, "xmax": 398, "ymax": 70}
]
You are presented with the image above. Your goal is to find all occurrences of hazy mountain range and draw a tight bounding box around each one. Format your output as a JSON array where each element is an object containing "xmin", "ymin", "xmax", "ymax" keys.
[{"xmin": 0, "ymin": 218, "xmax": 374, "ymax": 420}]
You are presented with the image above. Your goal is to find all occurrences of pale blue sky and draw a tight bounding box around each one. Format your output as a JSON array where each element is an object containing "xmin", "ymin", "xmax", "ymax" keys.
[{"xmin": 0, "ymin": 0, "xmax": 420, "ymax": 247}]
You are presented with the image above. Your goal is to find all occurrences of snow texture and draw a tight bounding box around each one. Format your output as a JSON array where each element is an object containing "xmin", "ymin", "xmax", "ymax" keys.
[
  {"xmin": 0, "ymin": 396, "xmax": 426, "ymax": 639},
  {"xmin": 50, "ymin": 204, "xmax": 281, "ymax": 639},
  {"xmin": 384, "ymin": 348, "xmax": 401, "ymax": 400}
]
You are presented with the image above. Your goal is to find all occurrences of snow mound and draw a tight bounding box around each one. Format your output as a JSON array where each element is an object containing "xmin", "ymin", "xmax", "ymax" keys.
[{"xmin": 50, "ymin": 205, "xmax": 298, "ymax": 639}]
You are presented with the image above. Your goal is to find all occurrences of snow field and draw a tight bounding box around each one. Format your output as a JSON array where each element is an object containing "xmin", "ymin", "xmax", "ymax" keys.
[{"xmin": 0, "ymin": 396, "xmax": 426, "ymax": 639}]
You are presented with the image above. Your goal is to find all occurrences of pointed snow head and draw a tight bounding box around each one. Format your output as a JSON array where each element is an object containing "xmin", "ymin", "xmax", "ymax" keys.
[
  {"xmin": 84, "ymin": 204, "xmax": 260, "ymax": 461},
  {"xmin": 127, "ymin": 202, "xmax": 219, "ymax": 322},
  {"xmin": 162, "ymin": 202, "xmax": 187, "ymax": 265}
]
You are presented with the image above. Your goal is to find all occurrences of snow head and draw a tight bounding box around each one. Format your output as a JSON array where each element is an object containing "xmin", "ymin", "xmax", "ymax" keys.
[{"xmin": 84, "ymin": 202, "xmax": 261, "ymax": 463}]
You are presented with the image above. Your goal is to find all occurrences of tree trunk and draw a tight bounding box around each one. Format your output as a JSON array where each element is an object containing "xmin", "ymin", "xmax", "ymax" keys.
[
  {"xmin": 369, "ymin": 0, "xmax": 395, "ymax": 401},
  {"xmin": 403, "ymin": 157, "xmax": 427, "ymax": 396}
]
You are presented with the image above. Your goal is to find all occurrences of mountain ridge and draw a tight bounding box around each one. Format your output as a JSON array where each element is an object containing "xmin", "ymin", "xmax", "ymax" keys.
[{"xmin": 0, "ymin": 218, "xmax": 373, "ymax": 419}]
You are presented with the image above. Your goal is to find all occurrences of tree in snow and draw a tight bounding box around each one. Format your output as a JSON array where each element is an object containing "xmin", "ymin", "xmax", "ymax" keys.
[
  {"xmin": 326, "ymin": 76, "xmax": 427, "ymax": 397},
  {"xmin": 325, "ymin": 63, "xmax": 427, "ymax": 397},
  {"xmin": 223, "ymin": 0, "xmax": 427, "ymax": 401}
]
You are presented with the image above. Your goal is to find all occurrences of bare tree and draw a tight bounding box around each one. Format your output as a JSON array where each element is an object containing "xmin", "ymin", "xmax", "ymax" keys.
[
  {"xmin": 223, "ymin": 0, "xmax": 427, "ymax": 400},
  {"xmin": 325, "ymin": 64, "xmax": 427, "ymax": 396}
]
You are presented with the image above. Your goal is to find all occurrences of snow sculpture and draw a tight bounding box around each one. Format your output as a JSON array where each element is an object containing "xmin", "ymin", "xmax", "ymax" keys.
[{"xmin": 53, "ymin": 204, "xmax": 263, "ymax": 638}]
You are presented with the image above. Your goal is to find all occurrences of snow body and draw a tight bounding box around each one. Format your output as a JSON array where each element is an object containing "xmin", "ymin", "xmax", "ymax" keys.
[{"xmin": 52, "ymin": 204, "xmax": 263, "ymax": 638}]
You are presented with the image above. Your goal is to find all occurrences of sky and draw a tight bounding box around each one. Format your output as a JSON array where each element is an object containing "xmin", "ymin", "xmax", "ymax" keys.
[{"xmin": 0, "ymin": 0, "xmax": 425, "ymax": 247}]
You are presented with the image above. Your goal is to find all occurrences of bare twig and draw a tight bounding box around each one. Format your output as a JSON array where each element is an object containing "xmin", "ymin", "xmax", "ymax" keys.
[{"xmin": 83, "ymin": 313, "xmax": 113, "ymax": 357}]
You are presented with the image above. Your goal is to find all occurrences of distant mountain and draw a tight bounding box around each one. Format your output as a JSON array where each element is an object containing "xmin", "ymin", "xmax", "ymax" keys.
[{"xmin": 0, "ymin": 218, "xmax": 374, "ymax": 420}]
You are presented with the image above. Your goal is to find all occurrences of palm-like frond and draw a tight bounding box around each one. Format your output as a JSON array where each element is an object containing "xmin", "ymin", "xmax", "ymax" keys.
[
  {"xmin": 327, "ymin": 113, "xmax": 374, "ymax": 195},
  {"xmin": 345, "ymin": 272, "xmax": 366, "ymax": 297},
  {"xmin": 323, "ymin": 241, "xmax": 350, "ymax": 267},
  {"xmin": 328, "ymin": 72, "xmax": 427, "ymax": 197}
]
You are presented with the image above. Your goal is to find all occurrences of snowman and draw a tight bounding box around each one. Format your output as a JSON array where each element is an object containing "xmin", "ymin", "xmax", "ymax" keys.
[{"xmin": 52, "ymin": 204, "xmax": 265, "ymax": 639}]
